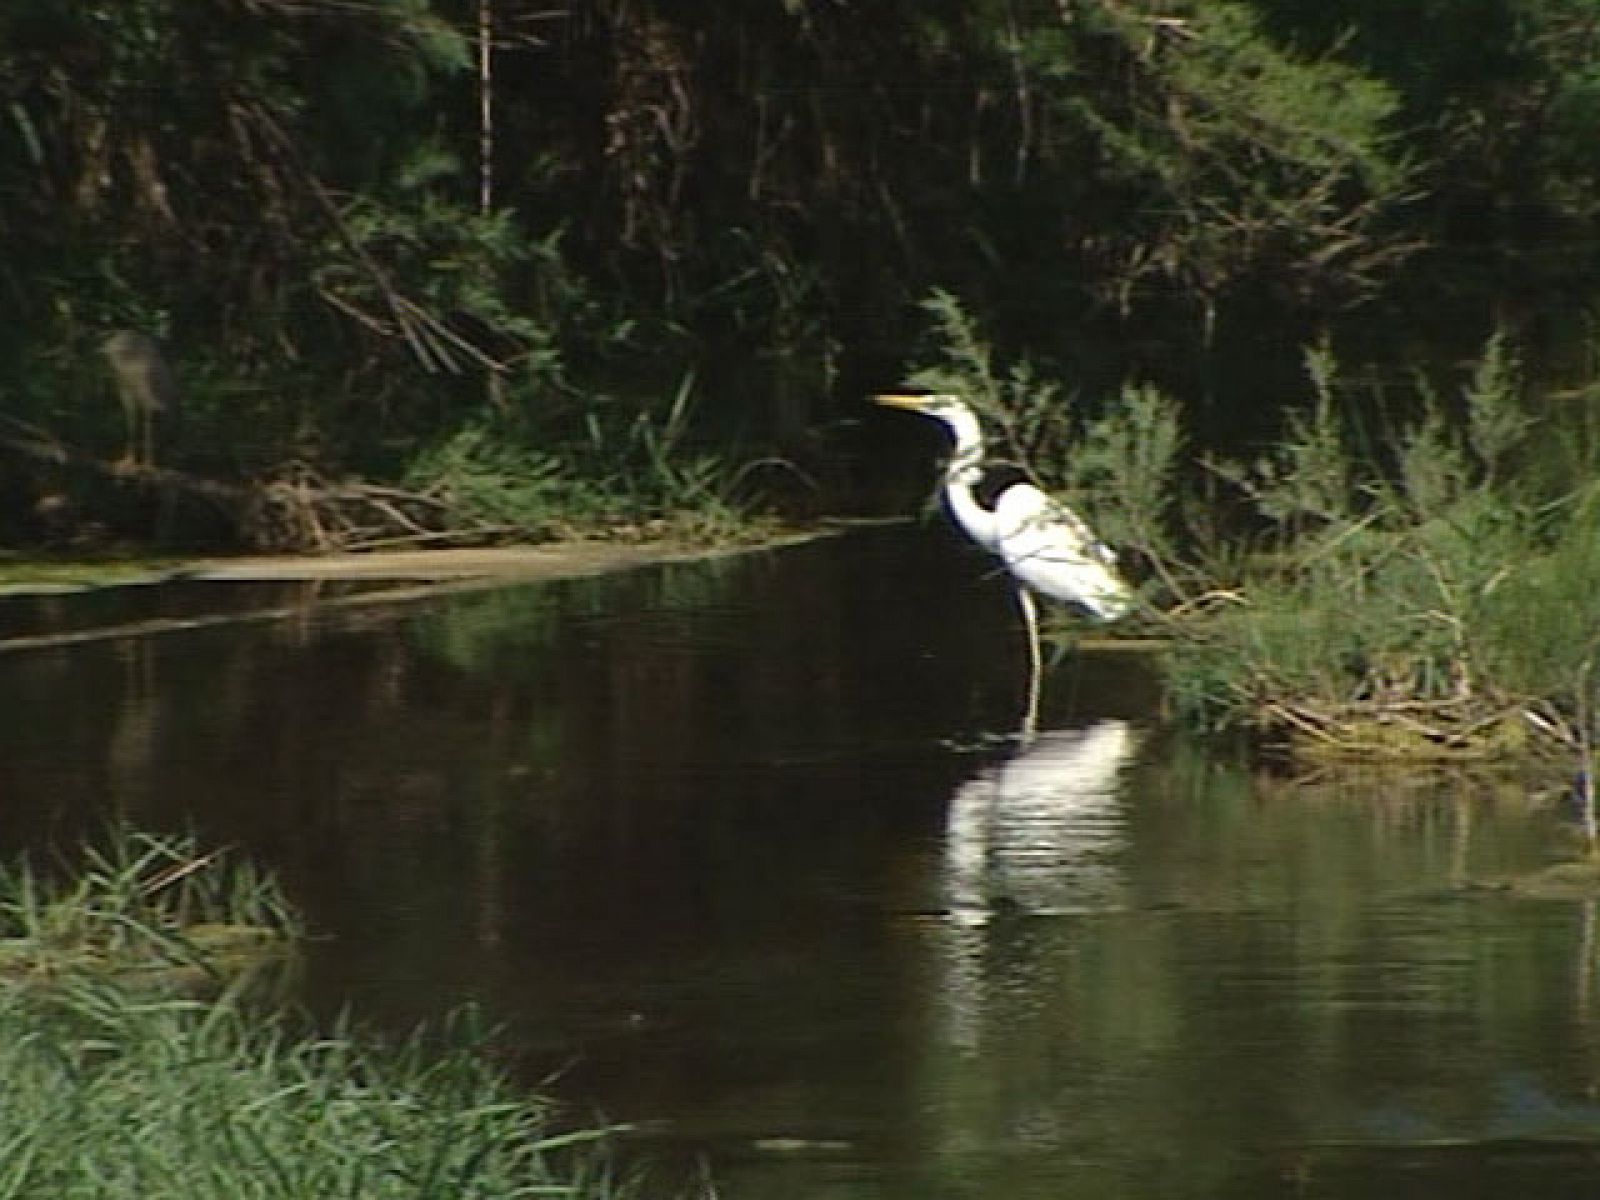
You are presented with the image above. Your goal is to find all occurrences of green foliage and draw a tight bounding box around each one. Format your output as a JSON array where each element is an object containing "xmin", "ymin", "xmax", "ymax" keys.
[
  {"xmin": 404, "ymin": 374, "xmax": 757, "ymax": 543},
  {"xmin": 0, "ymin": 0, "xmax": 585, "ymax": 479},
  {"xmin": 1255, "ymin": 0, "xmax": 1600, "ymax": 240},
  {"xmin": 403, "ymin": 424, "xmax": 592, "ymax": 536},
  {"xmin": 1473, "ymin": 483, "xmax": 1600, "ymax": 701},
  {"xmin": 1464, "ymin": 331, "xmax": 1531, "ymax": 481},
  {"xmin": 1166, "ymin": 5, "xmax": 1403, "ymax": 188},
  {"xmin": 0, "ymin": 830, "xmax": 627, "ymax": 1198},
  {"xmin": 316, "ymin": 199, "xmax": 558, "ymax": 364},
  {"xmin": 0, "ymin": 829, "xmax": 295, "ymax": 941},
  {"xmin": 0, "ymin": 983, "xmax": 624, "ymax": 1199},
  {"xmin": 1073, "ymin": 383, "xmax": 1187, "ymax": 577},
  {"xmin": 1166, "ymin": 333, "xmax": 1600, "ymax": 754},
  {"xmin": 907, "ymin": 289, "xmax": 1072, "ymax": 467},
  {"xmin": 1023, "ymin": 0, "xmax": 1413, "ymax": 313},
  {"xmin": 1210, "ymin": 342, "xmax": 1355, "ymax": 530},
  {"xmin": 0, "ymin": 828, "xmax": 297, "ymax": 992},
  {"xmin": 6, "ymin": 0, "xmax": 1600, "ymax": 555}
]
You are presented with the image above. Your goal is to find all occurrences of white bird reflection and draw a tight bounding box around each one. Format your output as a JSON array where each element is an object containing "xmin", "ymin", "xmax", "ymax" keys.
[
  {"xmin": 944, "ymin": 720, "xmax": 1140, "ymax": 923},
  {"xmin": 934, "ymin": 719, "xmax": 1142, "ymax": 1051}
]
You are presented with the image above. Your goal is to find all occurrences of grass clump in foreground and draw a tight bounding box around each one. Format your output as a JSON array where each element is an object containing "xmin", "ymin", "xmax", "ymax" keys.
[
  {"xmin": 0, "ymin": 831, "xmax": 633, "ymax": 1199},
  {"xmin": 0, "ymin": 987, "xmax": 626, "ymax": 1199}
]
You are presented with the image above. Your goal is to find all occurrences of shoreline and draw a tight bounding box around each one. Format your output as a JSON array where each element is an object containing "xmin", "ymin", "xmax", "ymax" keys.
[{"xmin": 0, "ymin": 525, "xmax": 862, "ymax": 654}]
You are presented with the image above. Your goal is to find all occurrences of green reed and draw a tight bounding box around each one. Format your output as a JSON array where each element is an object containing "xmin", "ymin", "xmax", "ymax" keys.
[
  {"xmin": 0, "ymin": 986, "xmax": 631, "ymax": 1199},
  {"xmin": 0, "ymin": 831, "xmax": 638, "ymax": 1199}
]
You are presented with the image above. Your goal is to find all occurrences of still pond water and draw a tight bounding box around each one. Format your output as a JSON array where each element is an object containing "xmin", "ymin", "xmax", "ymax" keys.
[{"xmin": 3, "ymin": 527, "xmax": 1600, "ymax": 1198}]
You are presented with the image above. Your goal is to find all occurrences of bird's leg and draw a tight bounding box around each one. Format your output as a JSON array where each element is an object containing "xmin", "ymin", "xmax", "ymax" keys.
[
  {"xmin": 119, "ymin": 399, "xmax": 137, "ymax": 471},
  {"xmin": 1015, "ymin": 584, "xmax": 1041, "ymax": 745}
]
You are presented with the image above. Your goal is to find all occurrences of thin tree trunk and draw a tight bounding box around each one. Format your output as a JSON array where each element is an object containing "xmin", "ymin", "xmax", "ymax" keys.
[{"xmin": 478, "ymin": 0, "xmax": 506, "ymax": 409}]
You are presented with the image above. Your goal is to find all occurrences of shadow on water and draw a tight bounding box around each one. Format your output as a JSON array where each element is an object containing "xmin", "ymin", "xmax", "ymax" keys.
[{"xmin": 3, "ymin": 526, "xmax": 1600, "ymax": 1197}]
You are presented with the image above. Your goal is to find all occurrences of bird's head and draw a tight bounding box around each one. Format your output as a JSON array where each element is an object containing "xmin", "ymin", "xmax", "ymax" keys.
[
  {"xmin": 874, "ymin": 391, "xmax": 985, "ymax": 464},
  {"xmin": 874, "ymin": 392, "xmax": 971, "ymax": 421}
]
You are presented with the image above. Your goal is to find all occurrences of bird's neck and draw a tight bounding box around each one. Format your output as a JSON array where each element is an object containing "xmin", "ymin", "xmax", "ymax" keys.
[
  {"xmin": 942, "ymin": 466, "xmax": 1002, "ymax": 550},
  {"xmin": 935, "ymin": 407, "xmax": 1001, "ymax": 547},
  {"xmin": 942, "ymin": 415, "xmax": 986, "ymax": 490}
]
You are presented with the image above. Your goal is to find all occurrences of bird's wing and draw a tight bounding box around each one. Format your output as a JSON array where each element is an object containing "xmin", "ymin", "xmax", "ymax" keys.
[
  {"xmin": 995, "ymin": 483, "xmax": 1118, "ymax": 568},
  {"xmin": 994, "ymin": 483, "xmax": 1132, "ymax": 620}
]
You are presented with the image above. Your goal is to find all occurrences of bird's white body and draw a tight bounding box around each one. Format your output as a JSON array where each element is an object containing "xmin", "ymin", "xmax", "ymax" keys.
[
  {"xmin": 876, "ymin": 391, "xmax": 1134, "ymax": 737},
  {"xmin": 992, "ymin": 481, "xmax": 1131, "ymax": 623}
]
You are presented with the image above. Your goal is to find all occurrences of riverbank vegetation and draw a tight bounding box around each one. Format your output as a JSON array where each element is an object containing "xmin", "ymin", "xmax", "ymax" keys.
[
  {"xmin": 1162, "ymin": 337, "xmax": 1600, "ymax": 764},
  {"xmin": 5, "ymin": 2, "xmax": 1600, "ymax": 554},
  {"xmin": 0, "ymin": 830, "xmax": 632, "ymax": 1199},
  {"xmin": 904, "ymin": 294, "xmax": 1600, "ymax": 764}
]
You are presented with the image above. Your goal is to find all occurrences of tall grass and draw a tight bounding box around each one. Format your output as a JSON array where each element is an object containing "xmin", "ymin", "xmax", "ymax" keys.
[
  {"xmin": 404, "ymin": 373, "xmax": 758, "ymax": 544},
  {"xmin": 0, "ymin": 828, "xmax": 298, "ymax": 989},
  {"xmin": 0, "ymin": 987, "xmax": 629, "ymax": 1199},
  {"xmin": 0, "ymin": 832, "xmax": 637, "ymax": 1199}
]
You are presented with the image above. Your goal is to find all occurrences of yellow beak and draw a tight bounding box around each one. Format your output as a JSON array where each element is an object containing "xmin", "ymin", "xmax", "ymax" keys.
[{"xmin": 873, "ymin": 393, "xmax": 930, "ymax": 411}]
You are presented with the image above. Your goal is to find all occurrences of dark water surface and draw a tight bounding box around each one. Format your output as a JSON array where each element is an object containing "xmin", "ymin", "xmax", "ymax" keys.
[{"xmin": 3, "ymin": 528, "xmax": 1600, "ymax": 1198}]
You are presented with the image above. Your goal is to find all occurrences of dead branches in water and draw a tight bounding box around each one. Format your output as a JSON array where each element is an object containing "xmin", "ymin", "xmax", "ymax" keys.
[
  {"xmin": 1, "ymin": 420, "xmax": 515, "ymax": 553},
  {"xmin": 242, "ymin": 461, "xmax": 518, "ymax": 552},
  {"xmin": 1256, "ymin": 694, "xmax": 1549, "ymax": 764}
]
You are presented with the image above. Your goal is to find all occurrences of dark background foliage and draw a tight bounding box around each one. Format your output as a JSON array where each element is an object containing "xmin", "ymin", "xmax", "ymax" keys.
[{"xmin": 3, "ymin": 0, "xmax": 1597, "ymax": 543}]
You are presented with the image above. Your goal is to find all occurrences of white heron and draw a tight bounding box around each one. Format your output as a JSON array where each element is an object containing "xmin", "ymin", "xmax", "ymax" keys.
[{"xmin": 875, "ymin": 392, "xmax": 1134, "ymax": 736}]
